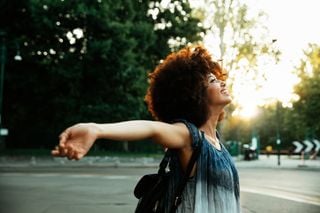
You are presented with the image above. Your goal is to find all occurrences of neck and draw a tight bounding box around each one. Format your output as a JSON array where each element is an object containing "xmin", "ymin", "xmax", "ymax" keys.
[{"xmin": 199, "ymin": 108, "xmax": 222, "ymax": 140}]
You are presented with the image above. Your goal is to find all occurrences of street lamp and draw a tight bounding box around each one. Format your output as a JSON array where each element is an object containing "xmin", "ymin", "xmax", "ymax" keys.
[
  {"xmin": 0, "ymin": 30, "xmax": 22, "ymax": 146},
  {"xmin": 14, "ymin": 42, "xmax": 22, "ymax": 61}
]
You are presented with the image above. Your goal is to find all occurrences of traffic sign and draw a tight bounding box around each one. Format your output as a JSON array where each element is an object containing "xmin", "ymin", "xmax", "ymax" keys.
[
  {"xmin": 293, "ymin": 141, "xmax": 303, "ymax": 153},
  {"xmin": 303, "ymin": 140, "xmax": 313, "ymax": 153},
  {"xmin": 314, "ymin": 139, "xmax": 320, "ymax": 152},
  {"xmin": 293, "ymin": 139, "xmax": 320, "ymax": 153}
]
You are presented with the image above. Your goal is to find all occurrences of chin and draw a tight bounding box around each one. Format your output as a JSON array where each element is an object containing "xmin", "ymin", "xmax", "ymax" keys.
[
  {"xmin": 209, "ymin": 95, "xmax": 232, "ymax": 106},
  {"xmin": 223, "ymin": 97, "xmax": 232, "ymax": 105}
]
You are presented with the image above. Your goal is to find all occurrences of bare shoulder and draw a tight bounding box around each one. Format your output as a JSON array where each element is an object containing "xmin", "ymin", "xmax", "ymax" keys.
[
  {"xmin": 152, "ymin": 121, "xmax": 192, "ymax": 149},
  {"xmin": 172, "ymin": 122, "xmax": 189, "ymax": 132},
  {"xmin": 173, "ymin": 122, "xmax": 192, "ymax": 141}
]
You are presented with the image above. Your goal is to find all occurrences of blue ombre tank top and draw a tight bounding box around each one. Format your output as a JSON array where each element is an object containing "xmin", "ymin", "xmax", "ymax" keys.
[{"xmin": 164, "ymin": 120, "xmax": 240, "ymax": 213}]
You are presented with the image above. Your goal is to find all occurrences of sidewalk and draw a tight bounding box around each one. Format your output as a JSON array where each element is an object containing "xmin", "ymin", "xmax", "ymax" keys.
[
  {"xmin": 235, "ymin": 155, "xmax": 320, "ymax": 170},
  {"xmin": 0, "ymin": 154, "xmax": 319, "ymax": 170},
  {"xmin": 0, "ymin": 155, "xmax": 161, "ymax": 168}
]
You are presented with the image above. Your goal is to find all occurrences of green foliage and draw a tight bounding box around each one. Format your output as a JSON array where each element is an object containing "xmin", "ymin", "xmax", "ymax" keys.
[
  {"xmin": 288, "ymin": 44, "xmax": 320, "ymax": 139},
  {"xmin": 195, "ymin": 0, "xmax": 281, "ymax": 143},
  {"xmin": 223, "ymin": 44, "xmax": 320, "ymax": 149},
  {"xmin": 1, "ymin": 0, "xmax": 203, "ymax": 150},
  {"xmin": 222, "ymin": 105, "xmax": 296, "ymax": 150},
  {"xmin": 194, "ymin": 0, "xmax": 280, "ymax": 69}
]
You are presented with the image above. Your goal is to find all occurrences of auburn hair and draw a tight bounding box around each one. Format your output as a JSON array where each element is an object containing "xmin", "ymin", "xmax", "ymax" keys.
[{"xmin": 145, "ymin": 45, "xmax": 226, "ymax": 127}]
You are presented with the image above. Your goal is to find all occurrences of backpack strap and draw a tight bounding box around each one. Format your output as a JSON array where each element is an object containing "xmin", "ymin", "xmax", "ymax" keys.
[
  {"xmin": 169, "ymin": 119, "xmax": 204, "ymax": 212},
  {"xmin": 158, "ymin": 149, "xmax": 171, "ymax": 175},
  {"xmin": 159, "ymin": 119, "xmax": 201, "ymax": 175}
]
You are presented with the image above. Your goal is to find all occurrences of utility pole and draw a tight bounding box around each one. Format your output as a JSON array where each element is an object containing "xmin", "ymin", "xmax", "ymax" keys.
[
  {"xmin": 0, "ymin": 30, "xmax": 6, "ymax": 132},
  {"xmin": 276, "ymin": 101, "xmax": 281, "ymax": 166},
  {"xmin": 0, "ymin": 30, "xmax": 19, "ymax": 148}
]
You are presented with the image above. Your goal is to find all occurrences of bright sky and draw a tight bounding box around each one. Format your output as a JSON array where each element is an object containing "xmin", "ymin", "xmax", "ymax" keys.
[
  {"xmin": 237, "ymin": 0, "xmax": 320, "ymax": 118},
  {"xmin": 191, "ymin": 0, "xmax": 320, "ymax": 118}
]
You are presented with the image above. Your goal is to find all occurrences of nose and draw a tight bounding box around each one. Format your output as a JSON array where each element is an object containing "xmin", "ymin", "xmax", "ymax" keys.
[{"xmin": 220, "ymin": 80, "xmax": 226, "ymax": 87}]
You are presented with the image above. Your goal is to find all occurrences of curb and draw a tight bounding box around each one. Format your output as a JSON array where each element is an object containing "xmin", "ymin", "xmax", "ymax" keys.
[{"xmin": 0, "ymin": 156, "xmax": 319, "ymax": 171}]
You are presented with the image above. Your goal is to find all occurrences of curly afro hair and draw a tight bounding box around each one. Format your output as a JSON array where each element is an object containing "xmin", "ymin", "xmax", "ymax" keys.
[{"xmin": 145, "ymin": 45, "xmax": 226, "ymax": 127}]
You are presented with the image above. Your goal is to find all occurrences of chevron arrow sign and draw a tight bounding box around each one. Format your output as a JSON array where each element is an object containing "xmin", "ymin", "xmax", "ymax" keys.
[
  {"xmin": 293, "ymin": 139, "xmax": 320, "ymax": 153},
  {"xmin": 303, "ymin": 140, "xmax": 314, "ymax": 153},
  {"xmin": 314, "ymin": 139, "xmax": 320, "ymax": 152},
  {"xmin": 293, "ymin": 141, "xmax": 304, "ymax": 153}
]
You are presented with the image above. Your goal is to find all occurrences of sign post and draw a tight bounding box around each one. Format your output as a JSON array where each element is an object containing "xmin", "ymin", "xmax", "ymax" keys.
[
  {"xmin": 276, "ymin": 138, "xmax": 281, "ymax": 166},
  {"xmin": 276, "ymin": 101, "xmax": 281, "ymax": 166}
]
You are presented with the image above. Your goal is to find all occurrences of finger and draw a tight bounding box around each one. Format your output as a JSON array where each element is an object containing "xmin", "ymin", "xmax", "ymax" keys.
[
  {"xmin": 51, "ymin": 149, "xmax": 60, "ymax": 156},
  {"xmin": 67, "ymin": 147, "xmax": 76, "ymax": 160},
  {"xmin": 59, "ymin": 135, "xmax": 67, "ymax": 146},
  {"xmin": 58, "ymin": 145, "xmax": 68, "ymax": 156},
  {"xmin": 72, "ymin": 149, "xmax": 81, "ymax": 160},
  {"xmin": 67, "ymin": 153, "xmax": 73, "ymax": 160},
  {"xmin": 59, "ymin": 128, "xmax": 71, "ymax": 145},
  {"xmin": 75, "ymin": 152, "xmax": 84, "ymax": 161},
  {"xmin": 67, "ymin": 144, "xmax": 79, "ymax": 160},
  {"xmin": 51, "ymin": 145, "xmax": 62, "ymax": 156},
  {"xmin": 67, "ymin": 150, "xmax": 75, "ymax": 160},
  {"xmin": 74, "ymin": 155, "xmax": 80, "ymax": 161}
]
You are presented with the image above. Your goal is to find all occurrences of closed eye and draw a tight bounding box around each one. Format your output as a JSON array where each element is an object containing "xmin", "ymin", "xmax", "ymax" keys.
[{"xmin": 210, "ymin": 78, "xmax": 218, "ymax": 83}]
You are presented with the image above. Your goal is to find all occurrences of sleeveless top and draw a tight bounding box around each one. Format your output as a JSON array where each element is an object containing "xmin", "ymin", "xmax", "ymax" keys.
[{"xmin": 164, "ymin": 120, "xmax": 240, "ymax": 213}]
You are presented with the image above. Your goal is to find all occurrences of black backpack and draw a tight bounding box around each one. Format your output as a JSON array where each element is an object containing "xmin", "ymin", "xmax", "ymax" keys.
[{"xmin": 134, "ymin": 131, "xmax": 203, "ymax": 213}]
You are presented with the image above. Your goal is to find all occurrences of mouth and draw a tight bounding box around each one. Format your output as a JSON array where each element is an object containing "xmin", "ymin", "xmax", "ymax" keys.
[{"xmin": 221, "ymin": 89, "xmax": 229, "ymax": 95}]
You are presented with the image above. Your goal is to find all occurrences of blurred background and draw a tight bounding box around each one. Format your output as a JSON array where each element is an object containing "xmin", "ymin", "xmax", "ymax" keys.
[
  {"xmin": 0, "ymin": 0, "xmax": 319, "ymax": 158},
  {"xmin": 0, "ymin": 0, "xmax": 319, "ymax": 212}
]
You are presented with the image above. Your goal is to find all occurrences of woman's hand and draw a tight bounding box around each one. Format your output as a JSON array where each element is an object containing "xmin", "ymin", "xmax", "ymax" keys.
[{"xmin": 51, "ymin": 123, "xmax": 99, "ymax": 160}]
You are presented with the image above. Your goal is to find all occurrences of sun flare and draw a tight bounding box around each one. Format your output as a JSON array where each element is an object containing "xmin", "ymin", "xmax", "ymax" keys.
[
  {"xmin": 228, "ymin": 57, "xmax": 301, "ymax": 119},
  {"xmin": 196, "ymin": 0, "xmax": 318, "ymax": 119}
]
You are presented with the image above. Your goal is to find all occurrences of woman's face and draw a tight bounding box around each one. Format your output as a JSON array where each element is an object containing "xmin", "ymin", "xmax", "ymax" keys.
[{"xmin": 206, "ymin": 73, "xmax": 232, "ymax": 106}]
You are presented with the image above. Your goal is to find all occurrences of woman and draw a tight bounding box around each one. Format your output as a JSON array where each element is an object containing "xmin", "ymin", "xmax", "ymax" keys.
[{"xmin": 52, "ymin": 45, "xmax": 240, "ymax": 213}]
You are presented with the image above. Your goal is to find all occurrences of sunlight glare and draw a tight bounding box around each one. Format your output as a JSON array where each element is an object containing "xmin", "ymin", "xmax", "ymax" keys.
[{"xmin": 232, "ymin": 104, "xmax": 259, "ymax": 120}]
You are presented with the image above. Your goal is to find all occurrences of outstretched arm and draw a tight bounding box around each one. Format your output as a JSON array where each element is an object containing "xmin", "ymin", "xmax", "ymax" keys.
[{"xmin": 51, "ymin": 120, "xmax": 190, "ymax": 160}]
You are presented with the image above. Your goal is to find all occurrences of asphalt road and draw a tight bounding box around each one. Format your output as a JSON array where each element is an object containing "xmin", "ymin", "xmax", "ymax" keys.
[{"xmin": 0, "ymin": 167, "xmax": 319, "ymax": 213}]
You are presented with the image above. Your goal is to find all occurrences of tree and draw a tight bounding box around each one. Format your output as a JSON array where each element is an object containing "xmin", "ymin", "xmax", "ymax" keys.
[
  {"xmin": 194, "ymin": 0, "xmax": 280, "ymax": 72},
  {"xmin": 192, "ymin": 0, "xmax": 281, "ymax": 114},
  {"xmin": 2, "ymin": 0, "xmax": 204, "ymax": 150},
  {"xmin": 287, "ymin": 44, "xmax": 320, "ymax": 140},
  {"xmin": 191, "ymin": 0, "xmax": 280, "ymax": 143},
  {"xmin": 226, "ymin": 44, "xmax": 320, "ymax": 150}
]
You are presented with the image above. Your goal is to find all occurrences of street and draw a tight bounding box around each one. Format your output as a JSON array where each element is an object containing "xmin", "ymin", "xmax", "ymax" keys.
[{"xmin": 0, "ymin": 166, "xmax": 319, "ymax": 213}]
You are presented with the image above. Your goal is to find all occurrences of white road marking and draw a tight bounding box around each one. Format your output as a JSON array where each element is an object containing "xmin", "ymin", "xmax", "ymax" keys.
[
  {"xmin": 241, "ymin": 186, "xmax": 320, "ymax": 206},
  {"xmin": 2, "ymin": 173, "xmax": 319, "ymax": 206}
]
